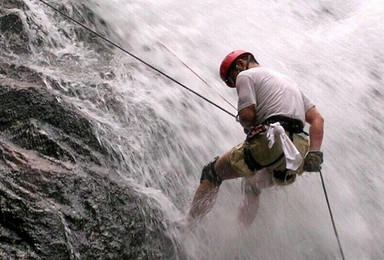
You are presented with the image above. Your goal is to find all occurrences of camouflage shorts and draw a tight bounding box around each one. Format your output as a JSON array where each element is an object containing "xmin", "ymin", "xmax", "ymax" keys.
[{"xmin": 228, "ymin": 131, "xmax": 309, "ymax": 185}]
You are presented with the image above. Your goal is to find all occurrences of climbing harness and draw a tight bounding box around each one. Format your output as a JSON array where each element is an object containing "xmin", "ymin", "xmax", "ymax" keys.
[
  {"xmin": 245, "ymin": 125, "xmax": 266, "ymax": 142},
  {"xmin": 263, "ymin": 115, "xmax": 307, "ymax": 135},
  {"xmin": 243, "ymin": 116, "xmax": 304, "ymax": 172},
  {"xmin": 243, "ymin": 144, "xmax": 285, "ymax": 172}
]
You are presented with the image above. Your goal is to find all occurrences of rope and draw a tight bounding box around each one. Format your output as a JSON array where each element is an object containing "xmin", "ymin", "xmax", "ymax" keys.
[
  {"xmin": 36, "ymin": 0, "xmax": 236, "ymax": 118},
  {"xmin": 158, "ymin": 43, "xmax": 237, "ymax": 111},
  {"xmin": 319, "ymin": 170, "xmax": 346, "ymax": 260}
]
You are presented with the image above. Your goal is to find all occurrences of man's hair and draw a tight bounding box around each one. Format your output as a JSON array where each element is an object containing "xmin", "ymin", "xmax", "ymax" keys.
[{"xmin": 238, "ymin": 54, "xmax": 259, "ymax": 65}]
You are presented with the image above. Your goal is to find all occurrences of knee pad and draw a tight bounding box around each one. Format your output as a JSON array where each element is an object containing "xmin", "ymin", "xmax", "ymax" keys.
[
  {"xmin": 241, "ymin": 180, "xmax": 261, "ymax": 196},
  {"xmin": 200, "ymin": 156, "xmax": 222, "ymax": 187}
]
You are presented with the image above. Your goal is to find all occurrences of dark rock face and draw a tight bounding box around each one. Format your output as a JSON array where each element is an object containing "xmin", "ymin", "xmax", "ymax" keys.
[
  {"xmin": 0, "ymin": 79, "xmax": 176, "ymax": 259},
  {"xmin": 0, "ymin": 79, "xmax": 105, "ymax": 164},
  {"xmin": 0, "ymin": 0, "xmax": 26, "ymax": 10},
  {"xmin": 0, "ymin": 4, "xmax": 178, "ymax": 258},
  {"xmin": 0, "ymin": 11, "xmax": 30, "ymax": 54}
]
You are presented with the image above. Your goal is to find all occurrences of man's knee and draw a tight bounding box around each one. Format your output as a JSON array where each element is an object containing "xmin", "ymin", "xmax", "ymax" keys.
[{"xmin": 200, "ymin": 156, "xmax": 222, "ymax": 187}]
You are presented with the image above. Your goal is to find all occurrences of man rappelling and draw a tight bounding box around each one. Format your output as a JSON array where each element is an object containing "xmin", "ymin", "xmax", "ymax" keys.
[{"xmin": 186, "ymin": 50, "xmax": 324, "ymax": 228}]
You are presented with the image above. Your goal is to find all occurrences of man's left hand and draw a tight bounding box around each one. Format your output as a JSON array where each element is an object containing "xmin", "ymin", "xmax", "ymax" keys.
[{"xmin": 304, "ymin": 151, "xmax": 323, "ymax": 172}]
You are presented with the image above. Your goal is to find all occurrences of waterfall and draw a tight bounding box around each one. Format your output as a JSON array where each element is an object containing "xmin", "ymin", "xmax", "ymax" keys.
[{"xmin": 3, "ymin": 0, "xmax": 384, "ymax": 259}]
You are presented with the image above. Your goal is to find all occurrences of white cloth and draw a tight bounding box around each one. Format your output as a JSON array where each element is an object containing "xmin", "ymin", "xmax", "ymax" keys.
[{"xmin": 266, "ymin": 122, "xmax": 303, "ymax": 170}]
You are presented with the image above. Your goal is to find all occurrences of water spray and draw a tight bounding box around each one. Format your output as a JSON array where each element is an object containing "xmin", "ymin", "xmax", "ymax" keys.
[
  {"xmin": 34, "ymin": 1, "xmax": 345, "ymax": 259},
  {"xmin": 158, "ymin": 42, "xmax": 237, "ymax": 111},
  {"xmin": 319, "ymin": 170, "xmax": 346, "ymax": 260},
  {"xmin": 35, "ymin": 0, "xmax": 236, "ymax": 118}
]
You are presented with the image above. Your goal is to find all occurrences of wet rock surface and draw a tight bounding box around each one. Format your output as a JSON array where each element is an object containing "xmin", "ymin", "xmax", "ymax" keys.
[
  {"xmin": 0, "ymin": 82, "xmax": 178, "ymax": 259},
  {"xmin": 0, "ymin": 0, "xmax": 26, "ymax": 10},
  {"xmin": 0, "ymin": 4, "xmax": 177, "ymax": 258},
  {"xmin": 0, "ymin": 11, "xmax": 30, "ymax": 54},
  {"xmin": 0, "ymin": 79, "xmax": 176, "ymax": 259}
]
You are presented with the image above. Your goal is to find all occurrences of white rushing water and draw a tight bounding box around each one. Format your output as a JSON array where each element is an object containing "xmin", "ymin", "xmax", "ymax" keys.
[{"xmin": 16, "ymin": 0, "xmax": 384, "ymax": 259}]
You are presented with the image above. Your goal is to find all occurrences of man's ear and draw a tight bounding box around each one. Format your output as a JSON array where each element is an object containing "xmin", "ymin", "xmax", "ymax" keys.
[
  {"xmin": 237, "ymin": 59, "xmax": 248, "ymax": 70},
  {"xmin": 235, "ymin": 59, "xmax": 245, "ymax": 70}
]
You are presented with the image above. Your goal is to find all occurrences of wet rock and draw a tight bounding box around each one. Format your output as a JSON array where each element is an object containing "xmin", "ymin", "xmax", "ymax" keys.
[
  {"xmin": 0, "ymin": 12, "xmax": 30, "ymax": 54},
  {"xmin": 0, "ymin": 13, "xmax": 23, "ymax": 33},
  {"xmin": 0, "ymin": 0, "xmax": 27, "ymax": 10},
  {"xmin": 0, "ymin": 80, "xmax": 177, "ymax": 259},
  {"xmin": 0, "ymin": 80, "xmax": 105, "ymax": 158},
  {"xmin": 0, "ymin": 63, "xmax": 44, "ymax": 85},
  {"xmin": 68, "ymin": 3, "xmax": 113, "ymax": 53}
]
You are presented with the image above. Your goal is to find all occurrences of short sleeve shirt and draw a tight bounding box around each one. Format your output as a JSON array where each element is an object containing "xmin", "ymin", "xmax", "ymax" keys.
[{"xmin": 236, "ymin": 67, "xmax": 314, "ymax": 125}]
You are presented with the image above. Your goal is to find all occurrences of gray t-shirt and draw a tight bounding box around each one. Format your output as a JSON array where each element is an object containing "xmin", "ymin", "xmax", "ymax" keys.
[{"xmin": 236, "ymin": 67, "xmax": 314, "ymax": 125}]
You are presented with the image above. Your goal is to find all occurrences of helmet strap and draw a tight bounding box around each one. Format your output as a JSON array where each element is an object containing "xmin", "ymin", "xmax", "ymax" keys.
[{"xmin": 246, "ymin": 54, "xmax": 251, "ymax": 70}]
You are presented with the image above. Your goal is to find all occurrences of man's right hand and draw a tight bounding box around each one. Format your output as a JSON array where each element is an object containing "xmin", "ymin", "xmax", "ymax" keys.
[{"xmin": 304, "ymin": 151, "xmax": 323, "ymax": 172}]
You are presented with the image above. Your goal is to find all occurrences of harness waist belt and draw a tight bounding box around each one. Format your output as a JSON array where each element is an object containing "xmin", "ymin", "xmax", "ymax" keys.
[{"xmin": 263, "ymin": 115, "xmax": 304, "ymax": 134}]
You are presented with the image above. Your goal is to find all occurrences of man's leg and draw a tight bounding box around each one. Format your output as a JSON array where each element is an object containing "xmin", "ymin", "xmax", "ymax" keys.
[
  {"xmin": 238, "ymin": 169, "xmax": 274, "ymax": 228},
  {"xmin": 186, "ymin": 179, "xmax": 219, "ymax": 226},
  {"xmin": 187, "ymin": 151, "xmax": 242, "ymax": 226}
]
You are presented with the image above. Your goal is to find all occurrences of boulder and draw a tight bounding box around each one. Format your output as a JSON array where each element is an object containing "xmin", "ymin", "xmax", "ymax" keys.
[
  {"xmin": 0, "ymin": 79, "xmax": 176, "ymax": 259},
  {"xmin": 0, "ymin": 11, "xmax": 30, "ymax": 54}
]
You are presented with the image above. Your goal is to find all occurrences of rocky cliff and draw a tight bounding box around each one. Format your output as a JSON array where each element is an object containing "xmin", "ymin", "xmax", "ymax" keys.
[{"xmin": 0, "ymin": 2, "xmax": 177, "ymax": 259}]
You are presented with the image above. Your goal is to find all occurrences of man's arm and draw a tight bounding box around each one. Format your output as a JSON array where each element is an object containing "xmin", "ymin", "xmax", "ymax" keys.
[
  {"xmin": 305, "ymin": 107, "xmax": 324, "ymax": 150},
  {"xmin": 238, "ymin": 104, "xmax": 256, "ymax": 131}
]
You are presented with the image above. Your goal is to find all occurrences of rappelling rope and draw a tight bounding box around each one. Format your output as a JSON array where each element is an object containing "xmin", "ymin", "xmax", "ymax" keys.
[
  {"xmin": 158, "ymin": 43, "xmax": 237, "ymax": 111},
  {"xmin": 319, "ymin": 170, "xmax": 346, "ymax": 260},
  {"xmin": 36, "ymin": 0, "xmax": 236, "ymax": 118},
  {"xmin": 36, "ymin": 1, "xmax": 345, "ymax": 257}
]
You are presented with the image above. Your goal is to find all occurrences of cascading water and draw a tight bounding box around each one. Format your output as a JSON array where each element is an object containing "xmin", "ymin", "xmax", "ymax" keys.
[{"xmin": 2, "ymin": 0, "xmax": 384, "ymax": 259}]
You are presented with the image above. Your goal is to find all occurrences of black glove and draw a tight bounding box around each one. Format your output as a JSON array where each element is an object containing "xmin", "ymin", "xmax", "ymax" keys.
[{"xmin": 304, "ymin": 151, "xmax": 323, "ymax": 172}]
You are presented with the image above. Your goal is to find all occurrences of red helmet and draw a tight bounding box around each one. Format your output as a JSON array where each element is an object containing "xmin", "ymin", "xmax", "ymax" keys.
[{"xmin": 219, "ymin": 50, "xmax": 253, "ymax": 87}]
